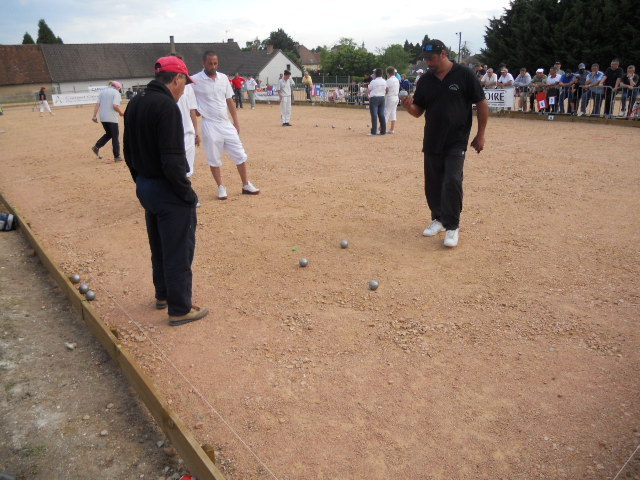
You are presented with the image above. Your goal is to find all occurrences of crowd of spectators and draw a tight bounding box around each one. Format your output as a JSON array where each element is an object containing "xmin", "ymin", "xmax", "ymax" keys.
[{"xmin": 475, "ymin": 60, "xmax": 639, "ymax": 118}]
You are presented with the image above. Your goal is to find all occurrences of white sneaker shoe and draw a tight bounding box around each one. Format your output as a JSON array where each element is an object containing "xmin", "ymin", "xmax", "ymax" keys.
[
  {"xmin": 444, "ymin": 229, "xmax": 459, "ymax": 247},
  {"xmin": 217, "ymin": 185, "xmax": 227, "ymax": 200},
  {"xmin": 423, "ymin": 220, "xmax": 445, "ymax": 237},
  {"xmin": 242, "ymin": 181, "xmax": 260, "ymax": 195}
]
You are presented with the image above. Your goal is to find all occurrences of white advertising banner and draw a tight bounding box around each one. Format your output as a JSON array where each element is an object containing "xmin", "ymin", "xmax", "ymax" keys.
[
  {"xmin": 52, "ymin": 92, "xmax": 100, "ymax": 106},
  {"xmin": 255, "ymin": 91, "xmax": 280, "ymax": 102},
  {"xmin": 483, "ymin": 88, "xmax": 515, "ymax": 108}
]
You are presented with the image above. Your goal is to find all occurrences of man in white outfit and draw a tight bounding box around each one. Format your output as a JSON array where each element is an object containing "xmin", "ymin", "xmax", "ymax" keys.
[
  {"xmin": 278, "ymin": 70, "xmax": 295, "ymax": 126},
  {"xmin": 385, "ymin": 66, "xmax": 400, "ymax": 133},
  {"xmin": 246, "ymin": 75, "xmax": 258, "ymax": 109},
  {"xmin": 190, "ymin": 51, "xmax": 260, "ymax": 200},
  {"xmin": 177, "ymin": 83, "xmax": 200, "ymax": 178}
]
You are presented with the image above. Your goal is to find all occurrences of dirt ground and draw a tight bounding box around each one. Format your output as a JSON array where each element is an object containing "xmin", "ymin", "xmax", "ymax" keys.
[
  {"xmin": 0, "ymin": 229, "xmax": 188, "ymax": 479},
  {"xmin": 0, "ymin": 101, "xmax": 639, "ymax": 480}
]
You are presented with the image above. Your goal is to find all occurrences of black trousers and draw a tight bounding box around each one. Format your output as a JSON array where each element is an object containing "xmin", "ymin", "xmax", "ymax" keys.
[
  {"xmin": 95, "ymin": 121, "xmax": 120, "ymax": 157},
  {"xmin": 424, "ymin": 148, "xmax": 466, "ymax": 230},
  {"xmin": 136, "ymin": 176, "xmax": 197, "ymax": 316}
]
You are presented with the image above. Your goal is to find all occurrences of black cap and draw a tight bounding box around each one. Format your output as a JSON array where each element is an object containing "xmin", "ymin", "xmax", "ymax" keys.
[{"xmin": 418, "ymin": 40, "xmax": 447, "ymax": 58}]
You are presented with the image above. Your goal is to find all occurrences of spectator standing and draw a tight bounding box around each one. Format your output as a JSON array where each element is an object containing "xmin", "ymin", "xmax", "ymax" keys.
[
  {"xmin": 385, "ymin": 66, "xmax": 400, "ymax": 134},
  {"xmin": 190, "ymin": 51, "xmax": 260, "ymax": 199},
  {"xmin": 481, "ymin": 68, "xmax": 498, "ymax": 88},
  {"xmin": 414, "ymin": 69, "xmax": 424, "ymax": 86},
  {"xmin": 92, "ymin": 81, "xmax": 124, "ymax": 162},
  {"xmin": 230, "ymin": 72, "xmax": 246, "ymax": 109},
  {"xmin": 554, "ymin": 61, "xmax": 565, "ymax": 76},
  {"xmin": 579, "ymin": 64, "xmax": 605, "ymax": 116},
  {"xmin": 367, "ymin": 68, "xmax": 387, "ymax": 136},
  {"xmin": 400, "ymin": 74, "xmax": 411, "ymax": 93},
  {"xmin": 558, "ymin": 69, "xmax": 577, "ymax": 114},
  {"xmin": 38, "ymin": 86, "xmax": 55, "ymax": 116},
  {"xmin": 302, "ymin": 72, "xmax": 313, "ymax": 101},
  {"xmin": 245, "ymin": 75, "xmax": 257, "ymax": 109},
  {"xmin": 123, "ymin": 56, "xmax": 208, "ymax": 326},
  {"xmin": 514, "ymin": 68, "xmax": 531, "ymax": 111},
  {"xmin": 618, "ymin": 65, "xmax": 638, "ymax": 117},
  {"xmin": 574, "ymin": 63, "xmax": 589, "ymax": 111},
  {"xmin": 602, "ymin": 59, "xmax": 624, "ymax": 117},
  {"xmin": 497, "ymin": 68, "xmax": 514, "ymax": 88},
  {"xmin": 278, "ymin": 70, "xmax": 295, "ymax": 126},
  {"xmin": 400, "ymin": 39, "xmax": 488, "ymax": 248},
  {"xmin": 545, "ymin": 67, "xmax": 561, "ymax": 112},
  {"xmin": 530, "ymin": 68, "xmax": 547, "ymax": 111},
  {"xmin": 177, "ymin": 83, "xmax": 200, "ymax": 179},
  {"xmin": 475, "ymin": 64, "xmax": 486, "ymax": 80}
]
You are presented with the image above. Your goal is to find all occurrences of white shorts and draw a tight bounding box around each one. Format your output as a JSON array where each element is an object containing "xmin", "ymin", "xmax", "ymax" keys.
[
  {"xmin": 201, "ymin": 118, "xmax": 248, "ymax": 168},
  {"xmin": 185, "ymin": 133, "xmax": 196, "ymax": 177},
  {"xmin": 385, "ymin": 96, "xmax": 399, "ymax": 122}
]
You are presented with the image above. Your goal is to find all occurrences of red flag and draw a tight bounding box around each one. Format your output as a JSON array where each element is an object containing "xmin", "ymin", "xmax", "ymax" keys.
[{"xmin": 536, "ymin": 92, "xmax": 547, "ymax": 109}]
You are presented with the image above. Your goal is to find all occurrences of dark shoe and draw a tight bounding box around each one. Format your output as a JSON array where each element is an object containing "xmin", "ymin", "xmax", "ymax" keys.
[
  {"xmin": 169, "ymin": 306, "xmax": 209, "ymax": 326},
  {"xmin": 155, "ymin": 299, "xmax": 168, "ymax": 310},
  {"xmin": 91, "ymin": 146, "xmax": 103, "ymax": 159}
]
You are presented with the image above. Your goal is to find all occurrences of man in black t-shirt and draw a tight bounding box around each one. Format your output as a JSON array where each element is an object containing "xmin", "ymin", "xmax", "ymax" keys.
[
  {"xmin": 602, "ymin": 59, "xmax": 624, "ymax": 117},
  {"xmin": 401, "ymin": 39, "xmax": 488, "ymax": 248}
]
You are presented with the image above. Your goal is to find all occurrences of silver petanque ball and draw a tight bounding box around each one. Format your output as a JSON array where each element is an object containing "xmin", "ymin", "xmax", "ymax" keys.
[
  {"xmin": 299, "ymin": 258, "xmax": 308, "ymax": 267},
  {"xmin": 399, "ymin": 90, "xmax": 409, "ymax": 98},
  {"xmin": 78, "ymin": 284, "xmax": 90, "ymax": 294},
  {"xmin": 340, "ymin": 240, "xmax": 349, "ymax": 249},
  {"xmin": 85, "ymin": 290, "xmax": 96, "ymax": 301},
  {"xmin": 331, "ymin": 125, "xmax": 336, "ymax": 129},
  {"xmin": 70, "ymin": 274, "xmax": 81, "ymax": 284},
  {"xmin": 369, "ymin": 280, "xmax": 379, "ymax": 291}
]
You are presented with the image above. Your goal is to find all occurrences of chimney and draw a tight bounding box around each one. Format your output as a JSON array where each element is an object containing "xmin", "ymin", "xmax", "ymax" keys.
[
  {"xmin": 267, "ymin": 44, "xmax": 274, "ymax": 54},
  {"xmin": 227, "ymin": 38, "xmax": 234, "ymax": 43},
  {"xmin": 169, "ymin": 36, "xmax": 176, "ymax": 54}
]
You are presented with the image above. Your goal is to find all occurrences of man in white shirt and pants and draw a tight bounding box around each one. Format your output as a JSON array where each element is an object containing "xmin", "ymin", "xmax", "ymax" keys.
[
  {"xmin": 385, "ymin": 66, "xmax": 400, "ymax": 133},
  {"xmin": 177, "ymin": 83, "xmax": 200, "ymax": 178},
  {"xmin": 278, "ymin": 70, "xmax": 295, "ymax": 126},
  {"xmin": 246, "ymin": 75, "xmax": 258, "ymax": 109},
  {"xmin": 190, "ymin": 51, "xmax": 260, "ymax": 200}
]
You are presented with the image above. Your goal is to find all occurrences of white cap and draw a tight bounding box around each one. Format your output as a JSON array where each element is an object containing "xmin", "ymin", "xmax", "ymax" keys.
[
  {"xmin": 417, "ymin": 69, "xmax": 424, "ymax": 74},
  {"xmin": 536, "ymin": 68, "xmax": 544, "ymax": 73}
]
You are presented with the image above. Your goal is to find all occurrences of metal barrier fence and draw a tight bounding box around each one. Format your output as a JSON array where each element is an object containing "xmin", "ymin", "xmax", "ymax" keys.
[{"xmin": 508, "ymin": 85, "xmax": 640, "ymax": 119}]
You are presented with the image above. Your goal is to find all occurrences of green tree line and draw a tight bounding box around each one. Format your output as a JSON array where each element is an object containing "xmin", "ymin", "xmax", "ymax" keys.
[
  {"xmin": 22, "ymin": 19, "xmax": 63, "ymax": 44},
  {"xmin": 482, "ymin": 0, "xmax": 639, "ymax": 71}
]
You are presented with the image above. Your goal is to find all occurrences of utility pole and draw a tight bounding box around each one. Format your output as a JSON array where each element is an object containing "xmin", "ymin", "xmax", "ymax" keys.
[{"xmin": 455, "ymin": 32, "xmax": 462, "ymax": 62}]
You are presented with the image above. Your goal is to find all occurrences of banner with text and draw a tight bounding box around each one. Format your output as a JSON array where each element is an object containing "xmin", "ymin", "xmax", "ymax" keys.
[
  {"xmin": 483, "ymin": 88, "xmax": 515, "ymax": 108},
  {"xmin": 52, "ymin": 92, "xmax": 100, "ymax": 106}
]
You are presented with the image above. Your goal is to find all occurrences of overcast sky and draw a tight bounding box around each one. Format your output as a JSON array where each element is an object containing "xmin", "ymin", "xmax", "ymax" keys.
[{"xmin": 3, "ymin": 0, "xmax": 511, "ymax": 56}]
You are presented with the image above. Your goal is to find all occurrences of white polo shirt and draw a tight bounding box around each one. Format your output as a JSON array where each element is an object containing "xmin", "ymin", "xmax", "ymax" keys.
[
  {"xmin": 386, "ymin": 76, "xmax": 400, "ymax": 96},
  {"xmin": 97, "ymin": 86, "xmax": 121, "ymax": 123},
  {"xmin": 246, "ymin": 78, "xmax": 257, "ymax": 91},
  {"xmin": 191, "ymin": 70, "xmax": 233, "ymax": 122},
  {"xmin": 368, "ymin": 77, "xmax": 387, "ymax": 97},
  {"xmin": 177, "ymin": 84, "xmax": 198, "ymax": 136}
]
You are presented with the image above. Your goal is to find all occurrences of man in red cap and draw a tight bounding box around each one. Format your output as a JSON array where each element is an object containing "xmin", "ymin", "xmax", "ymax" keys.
[
  {"xmin": 92, "ymin": 80, "xmax": 124, "ymax": 161},
  {"xmin": 123, "ymin": 56, "xmax": 208, "ymax": 326}
]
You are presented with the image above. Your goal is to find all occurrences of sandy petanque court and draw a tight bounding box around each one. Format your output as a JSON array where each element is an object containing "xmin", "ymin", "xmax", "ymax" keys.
[{"xmin": 0, "ymin": 102, "xmax": 639, "ymax": 479}]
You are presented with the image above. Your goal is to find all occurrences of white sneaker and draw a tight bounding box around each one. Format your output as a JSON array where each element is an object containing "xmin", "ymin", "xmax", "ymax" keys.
[
  {"xmin": 388, "ymin": 130, "xmax": 395, "ymax": 134},
  {"xmin": 444, "ymin": 229, "xmax": 459, "ymax": 248},
  {"xmin": 196, "ymin": 202, "xmax": 201, "ymax": 208},
  {"xmin": 217, "ymin": 185, "xmax": 227, "ymax": 200},
  {"xmin": 423, "ymin": 220, "xmax": 445, "ymax": 237},
  {"xmin": 242, "ymin": 181, "xmax": 260, "ymax": 195}
]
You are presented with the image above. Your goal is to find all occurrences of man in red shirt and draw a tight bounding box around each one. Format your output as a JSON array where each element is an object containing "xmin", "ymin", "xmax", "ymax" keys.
[{"xmin": 230, "ymin": 72, "xmax": 246, "ymax": 109}]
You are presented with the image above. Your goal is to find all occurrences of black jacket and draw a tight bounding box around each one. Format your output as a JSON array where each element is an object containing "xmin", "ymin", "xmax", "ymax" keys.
[{"xmin": 123, "ymin": 80, "xmax": 196, "ymax": 205}]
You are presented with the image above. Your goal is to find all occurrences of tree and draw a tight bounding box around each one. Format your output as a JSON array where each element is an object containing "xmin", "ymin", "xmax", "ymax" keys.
[
  {"xmin": 262, "ymin": 28, "xmax": 299, "ymax": 62},
  {"xmin": 376, "ymin": 44, "xmax": 413, "ymax": 73},
  {"xmin": 482, "ymin": 0, "xmax": 640, "ymax": 72},
  {"xmin": 321, "ymin": 44, "xmax": 376, "ymax": 76},
  {"xmin": 22, "ymin": 32, "xmax": 35, "ymax": 44},
  {"xmin": 36, "ymin": 19, "xmax": 63, "ymax": 44},
  {"xmin": 242, "ymin": 37, "xmax": 261, "ymax": 51}
]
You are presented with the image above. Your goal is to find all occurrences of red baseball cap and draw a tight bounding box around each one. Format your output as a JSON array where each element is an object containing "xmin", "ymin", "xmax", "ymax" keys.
[{"xmin": 154, "ymin": 56, "xmax": 195, "ymax": 84}]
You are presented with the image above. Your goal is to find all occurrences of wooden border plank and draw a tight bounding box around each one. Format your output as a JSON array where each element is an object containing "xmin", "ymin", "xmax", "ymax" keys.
[{"xmin": 0, "ymin": 192, "xmax": 227, "ymax": 480}]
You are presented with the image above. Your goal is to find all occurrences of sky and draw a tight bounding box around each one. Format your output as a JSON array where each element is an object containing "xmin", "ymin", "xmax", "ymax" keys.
[{"xmin": 3, "ymin": 0, "xmax": 512, "ymax": 56}]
